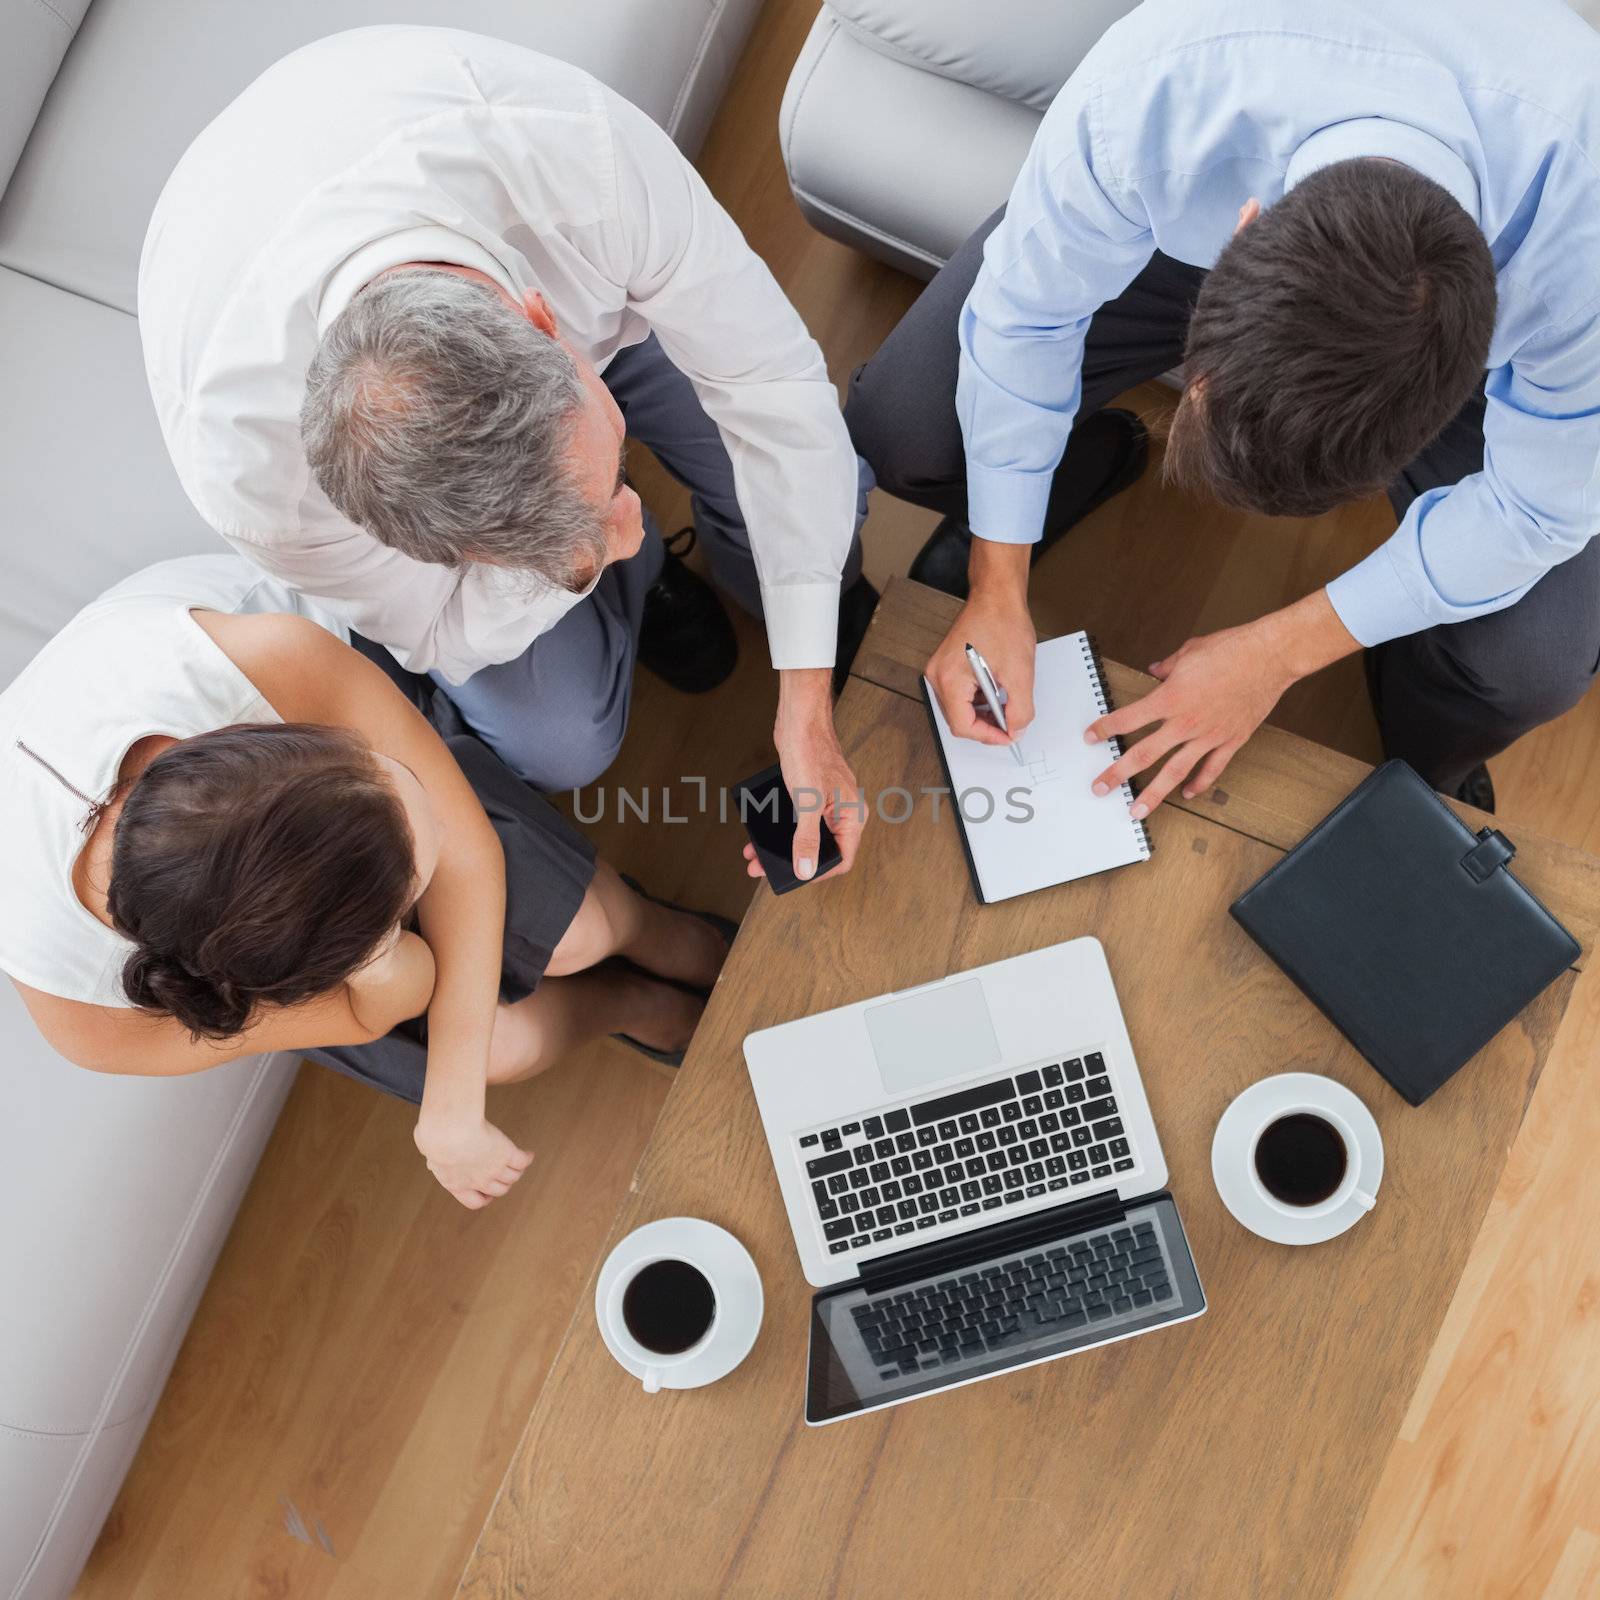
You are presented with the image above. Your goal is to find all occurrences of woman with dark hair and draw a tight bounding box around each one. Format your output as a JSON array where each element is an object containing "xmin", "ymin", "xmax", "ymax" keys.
[{"xmin": 0, "ymin": 556, "xmax": 730, "ymax": 1208}]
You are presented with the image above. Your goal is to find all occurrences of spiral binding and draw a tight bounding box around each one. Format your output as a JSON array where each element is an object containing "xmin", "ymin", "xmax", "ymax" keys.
[{"xmin": 1079, "ymin": 633, "xmax": 1153, "ymax": 860}]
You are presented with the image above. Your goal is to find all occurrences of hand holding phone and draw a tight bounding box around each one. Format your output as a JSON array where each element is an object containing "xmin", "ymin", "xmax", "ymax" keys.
[{"xmin": 735, "ymin": 764, "xmax": 843, "ymax": 894}]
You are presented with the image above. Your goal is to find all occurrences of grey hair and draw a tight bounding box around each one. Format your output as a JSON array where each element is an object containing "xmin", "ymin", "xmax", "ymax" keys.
[{"xmin": 300, "ymin": 269, "xmax": 606, "ymax": 583}]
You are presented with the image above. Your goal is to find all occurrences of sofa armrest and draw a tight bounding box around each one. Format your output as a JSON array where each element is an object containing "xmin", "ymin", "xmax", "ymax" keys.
[{"xmin": 830, "ymin": 0, "xmax": 1139, "ymax": 113}]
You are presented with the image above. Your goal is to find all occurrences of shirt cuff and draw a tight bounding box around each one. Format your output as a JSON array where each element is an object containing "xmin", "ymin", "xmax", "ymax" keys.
[
  {"xmin": 762, "ymin": 581, "xmax": 841, "ymax": 671},
  {"xmin": 966, "ymin": 464, "xmax": 1054, "ymax": 545},
  {"xmin": 1325, "ymin": 543, "xmax": 1435, "ymax": 648}
]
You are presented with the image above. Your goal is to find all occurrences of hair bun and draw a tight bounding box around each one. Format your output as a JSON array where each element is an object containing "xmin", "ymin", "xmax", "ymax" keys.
[{"xmin": 121, "ymin": 947, "xmax": 253, "ymax": 1041}]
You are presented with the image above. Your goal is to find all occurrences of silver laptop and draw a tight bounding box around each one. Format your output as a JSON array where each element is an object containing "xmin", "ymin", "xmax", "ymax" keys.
[{"xmin": 744, "ymin": 936, "xmax": 1205, "ymax": 1424}]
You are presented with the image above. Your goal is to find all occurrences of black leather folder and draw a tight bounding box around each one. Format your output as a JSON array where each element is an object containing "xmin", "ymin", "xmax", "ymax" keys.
[{"xmin": 1230, "ymin": 760, "xmax": 1580, "ymax": 1105}]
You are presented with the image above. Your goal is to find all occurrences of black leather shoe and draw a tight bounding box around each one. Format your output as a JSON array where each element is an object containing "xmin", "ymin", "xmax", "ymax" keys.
[
  {"xmin": 1452, "ymin": 763, "xmax": 1496, "ymax": 813},
  {"xmin": 637, "ymin": 528, "xmax": 738, "ymax": 694},
  {"xmin": 832, "ymin": 575, "xmax": 880, "ymax": 696},
  {"xmin": 908, "ymin": 408, "xmax": 1150, "ymax": 600},
  {"xmin": 907, "ymin": 515, "xmax": 973, "ymax": 599}
]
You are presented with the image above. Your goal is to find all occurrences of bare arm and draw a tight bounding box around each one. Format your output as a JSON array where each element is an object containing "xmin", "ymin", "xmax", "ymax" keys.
[
  {"xmin": 194, "ymin": 613, "xmax": 529, "ymax": 1207},
  {"xmin": 11, "ymin": 929, "xmax": 435, "ymax": 1077}
]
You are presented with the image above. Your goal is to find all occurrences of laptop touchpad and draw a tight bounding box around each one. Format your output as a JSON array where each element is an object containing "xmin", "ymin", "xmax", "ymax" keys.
[{"xmin": 865, "ymin": 979, "xmax": 1002, "ymax": 1097}]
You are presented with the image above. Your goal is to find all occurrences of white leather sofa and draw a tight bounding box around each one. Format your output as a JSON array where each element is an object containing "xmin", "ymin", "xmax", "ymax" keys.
[
  {"xmin": 0, "ymin": 4, "xmax": 760, "ymax": 1596},
  {"xmin": 780, "ymin": 0, "xmax": 1600, "ymax": 279}
]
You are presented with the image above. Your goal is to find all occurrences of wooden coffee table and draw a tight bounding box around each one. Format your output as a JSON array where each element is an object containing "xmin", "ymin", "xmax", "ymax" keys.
[{"xmin": 455, "ymin": 579, "xmax": 1599, "ymax": 1600}]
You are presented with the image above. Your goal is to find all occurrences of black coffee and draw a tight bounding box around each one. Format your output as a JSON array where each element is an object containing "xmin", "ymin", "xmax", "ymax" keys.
[
  {"xmin": 621, "ymin": 1259, "xmax": 716, "ymax": 1355},
  {"xmin": 1253, "ymin": 1113, "xmax": 1348, "ymax": 1207}
]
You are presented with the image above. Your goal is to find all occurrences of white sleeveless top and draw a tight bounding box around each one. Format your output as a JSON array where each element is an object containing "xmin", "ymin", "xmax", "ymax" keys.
[{"xmin": 0, "ymin": 554, "xmax": 348, "ymax": 1007}]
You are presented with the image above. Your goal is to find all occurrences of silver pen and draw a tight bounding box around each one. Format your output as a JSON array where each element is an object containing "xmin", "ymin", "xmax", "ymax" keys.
[{"xmin": 964, "ymin": 642, "xmax": 1026, "ymax": 767}]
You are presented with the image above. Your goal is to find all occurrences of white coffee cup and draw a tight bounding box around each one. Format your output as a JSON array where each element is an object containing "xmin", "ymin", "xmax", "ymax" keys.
[
  {"xmin": 596, "ymin": 1217, "xmax": 763, "ymax": 1392},
  {"xmin": 1247, "ymin": 1098, "xmax": 1377, "ymax": 1220},
  {"xmin": 602, "ymin": 1253, "xmax": 720, "ymax": 1394}
]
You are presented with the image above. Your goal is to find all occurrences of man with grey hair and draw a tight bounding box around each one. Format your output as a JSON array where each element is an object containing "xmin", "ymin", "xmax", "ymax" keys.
[
  {"xmin": 140, "ymin": 25, "xmax": 872, "ymax": 886},
  {"xmin": 303, "ymin": 269, "xmax": 606, "ymax": 590}
]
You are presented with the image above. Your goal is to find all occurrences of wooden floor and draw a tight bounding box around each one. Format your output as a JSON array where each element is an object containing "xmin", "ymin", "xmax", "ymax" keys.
[{"xmin": 75, "ymin": 2, "xmax": 1600, "ymax": 1596}]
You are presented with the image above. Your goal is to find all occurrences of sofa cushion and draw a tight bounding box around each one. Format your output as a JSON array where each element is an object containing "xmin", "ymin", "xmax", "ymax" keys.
[
  {"xmin": 0, "ymin": 0, "xmax": 760, "ymax": 316},
  {"xmin": 0, "ymin": 972, "xmax": 294, "ymax": 1598},
  {"xmin": 782, "ymin": 11, "xmax": 1042, "ymax": 276},
  {"xmin": 0, "ymin": 0, "xmax": 91, "ymax": 200},
  {"xmin": 2, "ymin": 1413, "xmax": 148, "ymax": 1600},
  {"xmin": 831, "ymin": 0, "xmax": 1138, "ymax": 115},
  {"xmin": 0, "ymin": 1011, "xmax": 290, "ymax": 1432},
  {"xmin": 0, "ymin": 267, "xmax": 216, "ymax": 687}
]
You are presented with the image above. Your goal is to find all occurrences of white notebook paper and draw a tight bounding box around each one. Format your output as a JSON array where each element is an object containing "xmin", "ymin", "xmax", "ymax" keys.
[{"xmin": 923, "ymin": 632, "xmax": 1152, "ymax": 904}]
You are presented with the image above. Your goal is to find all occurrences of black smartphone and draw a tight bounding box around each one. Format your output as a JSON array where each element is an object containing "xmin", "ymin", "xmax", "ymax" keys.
[{"xmin": 735, "ymin": 763, "xmax": 843, "ymax": 894}]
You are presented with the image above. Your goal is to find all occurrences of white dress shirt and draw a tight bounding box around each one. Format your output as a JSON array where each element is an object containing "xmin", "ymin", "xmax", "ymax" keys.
[
  {"xmin": 138, "ymin": 26, "xmax": 856, "ymax": 683},
  {"xmin": 957, "ymin": 0, "xmax": 1600, "ymax": 649}
]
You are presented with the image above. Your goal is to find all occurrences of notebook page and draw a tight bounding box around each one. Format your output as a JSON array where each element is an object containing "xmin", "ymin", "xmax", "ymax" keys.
[{"xmin": 925, "ymin": 632, "xmax": 1150, "ymax": 903}]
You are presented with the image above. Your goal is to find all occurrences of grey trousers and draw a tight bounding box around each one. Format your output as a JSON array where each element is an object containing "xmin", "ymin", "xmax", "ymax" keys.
[
  {"xmin": 845, "ymin": 206, "xmax": 1600, "ymax": 793},
  {"xmin": 434, "ymin": 334, "xmax": 867, "ymax": 793}
]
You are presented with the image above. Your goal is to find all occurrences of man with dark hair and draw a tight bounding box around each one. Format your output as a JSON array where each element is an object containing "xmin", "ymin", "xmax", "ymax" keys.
[
  {"xmin": 1167, "ymin": 162, "xmax": 1497, "ymax": 521},
  {"xmin": 848, "ymin": 0, "xmax": 1600, "ymax": 813}
]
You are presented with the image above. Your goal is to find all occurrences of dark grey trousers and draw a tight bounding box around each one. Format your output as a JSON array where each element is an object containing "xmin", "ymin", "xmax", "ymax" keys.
[{"xmin": 846, "ymin": 207, "xmax": 1600, "ymax": 793}]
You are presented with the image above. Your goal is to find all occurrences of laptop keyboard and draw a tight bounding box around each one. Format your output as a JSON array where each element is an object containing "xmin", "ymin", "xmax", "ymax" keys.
[
  {"xmin": 797, "ymin": 1053, "xmax": 1139, "ymax": 1257},
  {"xmin": 850, "ymin": 1218, "xmax": 1174, "ymax": 1379}
]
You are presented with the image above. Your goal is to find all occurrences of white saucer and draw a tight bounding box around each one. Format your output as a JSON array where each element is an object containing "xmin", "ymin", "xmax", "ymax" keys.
[
  {"xmin": 594, "ymin": 1217, "xmax": 763, "ymax": 1390},
  {"xmin": 1211, "ymin": 1074, "xmax": 1384, "ymax": 1246}
]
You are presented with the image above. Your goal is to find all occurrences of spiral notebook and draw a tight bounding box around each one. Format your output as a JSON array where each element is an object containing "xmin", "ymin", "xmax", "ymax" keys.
[{"xmin": 922, "ymin": 631, "xmax": 1152, "ymax": 904}]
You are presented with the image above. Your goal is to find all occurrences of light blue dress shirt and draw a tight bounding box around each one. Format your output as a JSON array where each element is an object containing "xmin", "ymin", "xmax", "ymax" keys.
[{"xmin": 958, "ymin": 0, "xmax": 1600, "ymax": 647}]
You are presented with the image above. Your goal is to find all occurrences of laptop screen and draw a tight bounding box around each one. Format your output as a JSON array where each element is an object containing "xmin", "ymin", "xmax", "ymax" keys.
[{"xmin": 805, "ymin": 1194, "xmax": 1203, "ymax": 1425}]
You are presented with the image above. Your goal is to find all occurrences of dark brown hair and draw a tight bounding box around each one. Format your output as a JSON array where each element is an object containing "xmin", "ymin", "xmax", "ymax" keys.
[
  {"xmin": 1165, "ymin": 159, "xmax": 1496, "ymax": 517},
  {"xmin": 106, "ymin": 724, "xmax": 416, "ymax": 1040}
]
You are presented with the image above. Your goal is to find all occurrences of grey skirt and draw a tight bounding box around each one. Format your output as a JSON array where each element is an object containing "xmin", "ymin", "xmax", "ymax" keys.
[{"xmin": 304, "ymin": 730, "xmax": 596, "ymax": 1105}]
